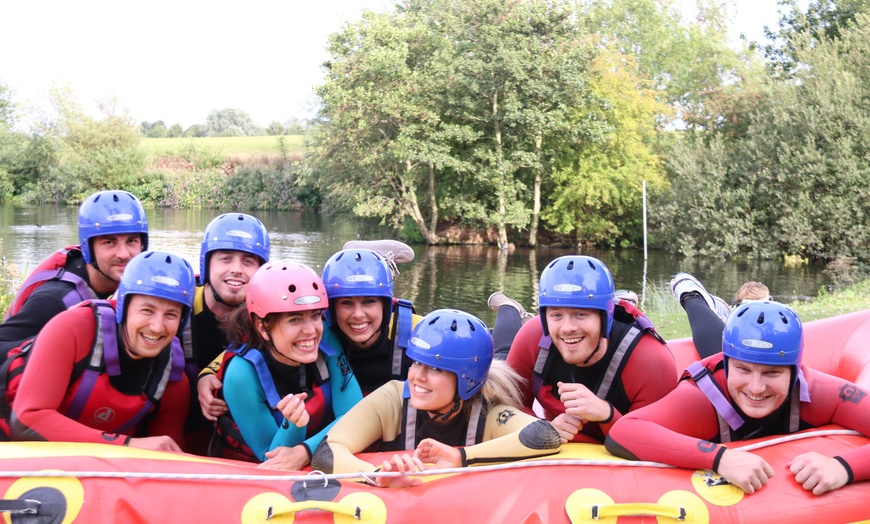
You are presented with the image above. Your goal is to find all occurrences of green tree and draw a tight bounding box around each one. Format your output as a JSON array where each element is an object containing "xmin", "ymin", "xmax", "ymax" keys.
[
  {"xmin": 205, "ymin": 108, "xmax": 263, "ymax": 137},
  {"xmin": 267, "ymin": 121, "xmax": 285, "ymax": 136},
  {"xmin": 308, "ymin": 8, "xmax": 453, "ymax": 243},
  {"xmin": 583, "ymin": 0, "xmax": 751, "ymax": 130},
  {"xmin": 34, "ymin": 87, "xmax": 144, "ymax": 201},
  {"xmin": 184, "ymin": 124, "xmax": 207, "ymax": 137},
  {"xmin": 654, "ymin": 14, "xmax": 870, "ymax": 261},
  {"xmin": 762, "ymin": 0, "xmax": 870, "ymax": 76},
  {"xmin": 543, "ymin": 48, "xmax": 668, "ymax": 247}
]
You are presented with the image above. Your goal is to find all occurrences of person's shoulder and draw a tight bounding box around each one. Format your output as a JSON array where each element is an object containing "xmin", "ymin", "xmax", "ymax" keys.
[{"xmin": 515, "ymin": 316, "xmax": 544, "ymax": 341}]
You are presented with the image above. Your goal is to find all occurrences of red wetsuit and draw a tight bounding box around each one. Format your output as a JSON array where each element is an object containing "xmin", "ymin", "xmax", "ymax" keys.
[
  {"xmin": 605, "ymin": 354, "xmax": 870, "ymax": 483},
  {"xmin": 9, "ymin": 303, "xmax": 189, "ymax": 445},
  {"xmin": 506, "ymin": 311, "xmax": 676, "ymax": 442}
]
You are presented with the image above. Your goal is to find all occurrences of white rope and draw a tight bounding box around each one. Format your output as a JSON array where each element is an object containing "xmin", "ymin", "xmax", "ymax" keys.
[{"xmin": 0, "ymin": 428, "xmax": 860, "ymax": 483}]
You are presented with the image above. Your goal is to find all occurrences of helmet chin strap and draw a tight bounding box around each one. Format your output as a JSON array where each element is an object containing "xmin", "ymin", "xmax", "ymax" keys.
[
  {"xmin": 432, "ymin": 394, "xmax": 462, "ymax": 421},
  {"xmin": 581, "ymin": 341, "xmax": 602, "ymax": 366},
  {"xmin": 91, "ymin": 261, "xmax": 120, "ymax": 284},
  {"xmin": 207, "ymin": 281, "xmax": 241, "ymax": 308}
]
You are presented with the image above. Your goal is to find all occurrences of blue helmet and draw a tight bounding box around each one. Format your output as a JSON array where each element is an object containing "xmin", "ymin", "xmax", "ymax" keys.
[
  {"xmin": 78, "ymin": 190, "xmax": 149, "ymax": 264},
  {"xmin": 116, "ymin": 251, "xmax": 196, "ymax": 332},
  {"xmin": 538, "ymin": 255, "xmax": 615, "ymax": 336},
  {"xmin": 405, "ymin": 309, "xmax": 493, "ymax": 400},
  {"xmin": 200, "ymin": 213, "xmax": 270, "ymax": 284},
  {"xmin": 322, "ymin": 248, "xmax": 393, "ymax": 299},
  {"xmin": 722, "ymin": 301, "xmax": 803, "ymax": 367}
]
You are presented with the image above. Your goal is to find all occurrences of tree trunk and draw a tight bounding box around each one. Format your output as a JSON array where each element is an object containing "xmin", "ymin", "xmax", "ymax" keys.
[{"xmin": 400, "ymin": 159, "xmax": 441, "ymax": 244}]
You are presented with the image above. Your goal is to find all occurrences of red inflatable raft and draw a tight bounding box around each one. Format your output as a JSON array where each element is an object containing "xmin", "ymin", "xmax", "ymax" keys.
[{"xmin": 3, "ymin": 310, "xmax": 870, "ymax": 523}]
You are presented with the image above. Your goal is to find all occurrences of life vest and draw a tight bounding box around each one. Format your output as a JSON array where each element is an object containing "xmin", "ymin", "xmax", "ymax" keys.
[
  {"xmin": 208, "ymin": 342, "xmax": 334, "ymax": 462},
  {"xmin": 3, "ymin": 246, "xmax": 97, "ymax": 320},
  {"xmin": 685, "ymin": 357, "xmax": 811, "ymax": 443},
  {"xmin": 384, "ymin": 381, "xmax": 486, "ymax": 451},
  {"xmin": 0, "ymin": 300, "xmax": 185, "ymax": 438},
  {"xmin": 388, "ymin": 298, "xmax": 414, "ymax": 379},
  {"xmin": 531, "ymin": 300, "xmax": 665, "ymax": 402}
]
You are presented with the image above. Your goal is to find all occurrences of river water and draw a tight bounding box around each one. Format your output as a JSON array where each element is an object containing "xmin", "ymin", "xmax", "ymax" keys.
[{"xmin": 0, "ymin": 204, "xmax": 832, "ymax": 326}]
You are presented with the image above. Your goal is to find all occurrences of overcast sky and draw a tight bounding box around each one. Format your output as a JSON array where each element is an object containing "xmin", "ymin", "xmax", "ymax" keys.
[{"xmin": 1, "ymin": 0, "xmax": 784, "ymax": 130}]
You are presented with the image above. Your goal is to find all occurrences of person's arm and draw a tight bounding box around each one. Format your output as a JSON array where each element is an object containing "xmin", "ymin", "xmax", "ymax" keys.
[
  {"xmin": 10, "ymin": 308, "xmax": 125, "ymax": 444},
  {"xmin": 301, "ymin": 349, "xmax": 364, "ymax": 455},
  {"xmin": 797, "ymin": 368, "xmax": 870, "ymax": 484},
  {"xmin": 505, "ymin": 318, "xmax": 544, "ymax": 410},
  {"xmin": 145, "ymin": 375, "xmax": 190, "ymax": 445},
  {"xmin": 604, "ymin": 380, "xmax": 726, "ymax": 472},
  {"xmin": 457, "ymin": 406, "xmax": 561, "ymax": 466},
  {"xmin": 223, "ymin": 358, "xmax": 307, "ymax": 461},
  {"xmin": 311, "ymin": 382, "xmax": 405, "ymax": 474},
  {"xmin": 197, "ymin": 350, "xmax": 228, "ymax": 420},
  {"xmin": 597, "ymin": 334, "xmax": 678, "ymax": 436}
]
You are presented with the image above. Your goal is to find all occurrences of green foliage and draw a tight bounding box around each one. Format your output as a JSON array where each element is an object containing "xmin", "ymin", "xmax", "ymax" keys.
[
  {"xmin": 543, "ymin": 48, "xmax": 668, "ymax": 246},
  {"xmin": 205, "ymin": 108, "xmax": 264, "ymax": 137},
  {"xmin": 23, "ymin": 87, "xmax": 146, "ymax": 202},
  {"xmin": 0, "ymin": 242, "xmax": 23, "ymax": 318},
  {"xmin": 267, "ymin": 121, "xmax": 286, "ymax": 136},
  {"xmin": 762, "ymin": 0, "xmax": 870, "ymax": 76},
  {"xmin": 653, "ymin": 14, "xmax": 870, "ymax": 261}
]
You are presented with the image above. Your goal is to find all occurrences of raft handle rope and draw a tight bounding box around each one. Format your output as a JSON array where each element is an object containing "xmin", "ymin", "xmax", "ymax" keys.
[
  {"xmin": 302, "ymin": 470, "xmax": 329, "ymax": 490},
  {"xmin": 0, "ymin": 428, "xmax": 859, "ymax": 485}
]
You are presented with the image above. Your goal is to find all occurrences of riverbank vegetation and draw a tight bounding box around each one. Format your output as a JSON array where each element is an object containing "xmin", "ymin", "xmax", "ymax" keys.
[{"xmin": 1, "ymin": 0, "xmax": 869, "ymax": 270}]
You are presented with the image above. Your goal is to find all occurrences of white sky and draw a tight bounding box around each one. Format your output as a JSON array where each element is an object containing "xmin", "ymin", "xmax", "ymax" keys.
[{"xmin": 1, "ymin": 0, "xmax": 784, "ymax": 130}]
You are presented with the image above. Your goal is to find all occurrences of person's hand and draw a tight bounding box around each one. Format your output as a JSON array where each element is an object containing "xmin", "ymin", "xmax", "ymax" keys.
[
  {"xmin": 788, "ymin": 452, "xmax": 850, "ymax": 495},
  {"xmin": 414, "ymin": 438, "xmax": 462, "ymax": 468},
  {"xmin": 197, "ymin": 374, "xmax": 228, "ymax": 421},
  {"xmin": 717, "ymin": 449, "xmax": 775, "ymax": 494},
  {"xmin": 277, "ymin": 393, "xmax": 309, "ymax": 428},
  {"xmin": 550, "ymin": 413, "xmax": 585, "ymax": 443},
  {"xmin": 377, "ymin": 453, "xmax": 425, "ymax": 488},
  {"xmin": 127, "ymin": 436, "xmax": 182, "ymax": 452},
  {"xmin": 557, "ymin": 381, "xmax": 611, "ymax": 422},
  {"xmin": 258, "ymin": 445, "xmax": 310, "ymax": 470}
]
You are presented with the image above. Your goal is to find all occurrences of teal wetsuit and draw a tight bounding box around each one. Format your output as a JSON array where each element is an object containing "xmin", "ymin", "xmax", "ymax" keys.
[{"xmin": 222, "ymin": 328, "xmax": 362, "ymax": 461}]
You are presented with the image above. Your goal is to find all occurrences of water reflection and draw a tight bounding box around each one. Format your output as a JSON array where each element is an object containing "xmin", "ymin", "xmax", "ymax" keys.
[{"xmin": 0, "ymin": 204, "xmax": 832, "ymax": 326}]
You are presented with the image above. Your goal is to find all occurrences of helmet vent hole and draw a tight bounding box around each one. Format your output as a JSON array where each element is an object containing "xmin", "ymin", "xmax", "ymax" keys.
[
  {"xmin": 450, "ymin": 320, "xmax": 458, "ymax": 332},
  {"xmin": 428, "ymin": 316, "xmax": 439, "ymax": 326},
  {"xmin": 566, "ymin": 261, "xmax": 574, "ymax": 270},
  {"xmin": 312, "ymin": 282, "xmax": 320, "ymax": 291},
  {"xmin": 779, "ymin": 312, "xmax": 789, "ymax": 324},
  {"xmin": 466, "ymin": 319, "xmax": 477, "ymax": 332},
  {"xmin": 355, "ymin": 253, "xmax": 362, "ymax": 262},
  {"xmin": 288, "ymin": 284, "xmax": 297, "ymax": 293},
  {"xmin": 756, "ymin": 312, "xmax": 765, "ymax": 324}
]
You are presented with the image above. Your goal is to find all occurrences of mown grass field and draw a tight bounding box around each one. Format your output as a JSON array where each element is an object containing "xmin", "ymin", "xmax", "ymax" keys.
[{"xmin": 141, "ymin": 135, "xmax": 305, "ymax": 159}]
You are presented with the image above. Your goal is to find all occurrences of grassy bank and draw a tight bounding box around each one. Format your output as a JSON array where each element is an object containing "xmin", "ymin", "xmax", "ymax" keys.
[
  {"xmin": 645, "ymin": 279, "xmax": 870, "ymax": 340},
  {"xmin": 141, "ymin": 135, "xmax": 305, "ymax": 160}
]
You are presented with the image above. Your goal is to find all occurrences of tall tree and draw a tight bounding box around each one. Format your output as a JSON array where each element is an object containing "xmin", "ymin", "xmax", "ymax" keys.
[
  {"xmin": 205, "ymin": 108, "xmax": 263, "ymax": 137},
  {"xmin": 308, "ymin": 8, "xmax": 456, "ymax": 243},
  {"xmin": 763, "ymin": 0, "xmax": 870, "ymax": 76}
]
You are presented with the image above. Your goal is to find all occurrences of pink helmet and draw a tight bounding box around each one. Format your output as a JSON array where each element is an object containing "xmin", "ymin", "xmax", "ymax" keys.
[{"xmin": 246, "ymin": 260, "xmax": 327, "ymax": 319}]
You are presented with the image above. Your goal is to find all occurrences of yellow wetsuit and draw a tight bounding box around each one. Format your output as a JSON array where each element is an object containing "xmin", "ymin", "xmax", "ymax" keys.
[{"xmin": 312, "ymin": 380, "xmax": 561, "ymax": 474}]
